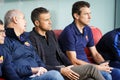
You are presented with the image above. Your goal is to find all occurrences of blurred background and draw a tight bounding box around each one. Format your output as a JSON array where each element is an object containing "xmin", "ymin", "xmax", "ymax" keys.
[{"xmin": 0, "ymin": 0, "xmax": 119, "ymax": 34}]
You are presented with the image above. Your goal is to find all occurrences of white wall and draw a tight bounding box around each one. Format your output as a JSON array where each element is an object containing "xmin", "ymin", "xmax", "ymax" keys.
[
  {"xmin": 115, "ymin": 0, "xmax": 120, "ymax": 28},
  {"xmin": 0, "ymin": 0, "xmax": 115, "ymax": 34}
]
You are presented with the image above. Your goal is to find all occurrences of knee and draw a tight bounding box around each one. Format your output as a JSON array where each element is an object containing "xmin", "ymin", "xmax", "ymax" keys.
[
  {"xmin": 111, "ymin": 68, "xmax": 120, "ymax": 78},
  {"xmin": 86, "ymin": 64, "xmax": 97, "ymax": 70},
  {"xmin": 101, "ymin": 71, "xmax": 112, "ymax": 80},
  {"xmin": 48, "ymin": 70, "xmax": 64, "ymax": 80}
]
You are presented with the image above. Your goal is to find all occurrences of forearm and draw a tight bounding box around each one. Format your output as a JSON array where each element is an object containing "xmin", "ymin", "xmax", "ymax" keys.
[
  {"xmin": 93, "ymin": 53, "xmax": 105, "ymax": 64},
  {"xmin": 75, "ymin": 59, "xmax": 89, "ymax": 65},
  {"xmin": 89, "ymin": 46, "xmax": 105, "ymax": 64},
  {"xmin": 15, "ymin": 65, "xmax": 32, "ymax": 77}
]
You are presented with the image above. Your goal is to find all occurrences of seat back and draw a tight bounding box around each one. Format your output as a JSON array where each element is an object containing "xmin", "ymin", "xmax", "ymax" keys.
[{"xmin": 53, "ymin": 29, "xmax": 63, "ymax": 39}]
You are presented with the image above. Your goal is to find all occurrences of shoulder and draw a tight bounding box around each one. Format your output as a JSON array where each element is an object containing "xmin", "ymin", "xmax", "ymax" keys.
[
  {"xmin": 4, "ymin": 37, "xmax": 13, "ymax": 46},
  {"xmin": 29, "ymin": 30, "xmax": 38, "ymax": 41},
  {"xmin": 61, "ymin": 24, "xmax": 74, "ymax": 36},
  {"xmin": 0, "ymin": 45, "xmax": 8, "ymax": 61},
  {"xmin": 64, "ymin": 23, "xmax": 75, "ymax": 32},
  {"xmin": 30, "ymin": 30, "xmax": 36, "ymax": 36},
  {"xmin": 47, "ymin": 30, "xmax": 54, "ymax": 34},
  {"xmin": 103, "ymin": 29, "xmax": 118, "ymax": 39}
]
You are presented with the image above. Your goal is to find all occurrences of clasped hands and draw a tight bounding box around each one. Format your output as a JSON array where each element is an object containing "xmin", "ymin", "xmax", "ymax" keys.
[{"xmin": 98, "ymin": 61, "xmax": 113, "ymax": 73}]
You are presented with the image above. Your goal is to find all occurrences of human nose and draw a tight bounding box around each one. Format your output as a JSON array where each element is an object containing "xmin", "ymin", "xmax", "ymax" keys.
[
  {"xmin": 3, "ymin": 32, "xmax": 6, "ymax": 37},
  {"xmin": 49, "ymin": 19, "xmax": 52, "ymax": 24},
  {"xmin": 88, "ymin": 14, "xmax": 91, "ymax": 19}
]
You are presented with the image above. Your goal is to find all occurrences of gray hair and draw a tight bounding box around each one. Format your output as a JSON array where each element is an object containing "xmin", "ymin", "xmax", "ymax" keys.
[{"xmin": 4, "ymin": 9, "xmax": 21, "ymax": 28}]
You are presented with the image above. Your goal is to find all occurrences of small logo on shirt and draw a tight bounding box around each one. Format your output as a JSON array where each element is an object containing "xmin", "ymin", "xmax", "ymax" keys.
[
  {"xmin": 24, "ymin": 41, "xmax": 30, "ymax": 46},
  {"xmin": 0, "ymin": 56, "xmax": 3, "ymax": 63}
]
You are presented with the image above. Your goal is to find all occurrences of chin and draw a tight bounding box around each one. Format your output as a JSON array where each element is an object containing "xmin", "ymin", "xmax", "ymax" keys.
[{"xmin": 0, "ymin": 41, "xmax": 4, "ymax": 44}]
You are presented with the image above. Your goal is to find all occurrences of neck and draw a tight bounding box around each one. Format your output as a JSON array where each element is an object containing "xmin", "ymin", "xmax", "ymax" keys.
[
  {"xmin": 14, "ymin": 30, "xmax": 22, "ymax": 37},
  {"xmin": 75, "ymin": 21, "xmax": 85, "ymax": 33},
  {"xmin": 7, "ymin": 23, "xmax": 22, "ymax": 37},
  {"xmin": 35, "ymin": 27, "xmax": 46, "ymax": 37}
]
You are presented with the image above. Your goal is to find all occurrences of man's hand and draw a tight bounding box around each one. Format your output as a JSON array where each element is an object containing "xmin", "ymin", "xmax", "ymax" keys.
[
  {"xmin": 97, "ymin": 62, "xmax": 113, "ymax": 73},
  {"xmin": 36, "ymin": 67, "xmax": 47, "ymax": 76},
  {"xmin": 31, "ymin": 67, "xmax": 47, "ymax": 76},
  {"xmin": 60, "ymin": 66, "xmax": 80, "ymax": 80}
]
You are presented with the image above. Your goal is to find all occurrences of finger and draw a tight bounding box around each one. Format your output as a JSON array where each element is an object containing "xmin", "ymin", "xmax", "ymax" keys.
[
  {"xmin": 67, "ymin": 72, "xmax": 79, "ymax": 80},
  {"xmin": 71, "ymin": 70, "xmax": 80, "ymax": 77},
  {"xmin": 66, "ymin": 73, "xmax": 75, "ymax": 80},
  {"xmin": 105, "ymin": 67, "xmax": 112, "ymax": 73},
  {"xmin": 71, "ymin": 73, "xmax": 80, "ymax": 80}
]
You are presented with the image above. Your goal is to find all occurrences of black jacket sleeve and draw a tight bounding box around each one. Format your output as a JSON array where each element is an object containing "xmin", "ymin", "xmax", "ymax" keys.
[{"xmin": 51, "ymin": 31, "xmax": 72, "ymax": 66}]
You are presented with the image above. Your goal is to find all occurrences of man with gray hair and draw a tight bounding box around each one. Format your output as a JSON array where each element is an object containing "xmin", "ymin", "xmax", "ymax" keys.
[{"xmin": 3, "ymin": 9, "xmax": 64, "ymax": 80}]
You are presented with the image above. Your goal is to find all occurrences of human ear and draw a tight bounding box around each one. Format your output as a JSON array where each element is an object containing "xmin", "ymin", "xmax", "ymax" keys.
[
  {"xmin": 12, "ymin": 16, "xmax": 18, "ymax": 24},
  {"xmin": 34, "ymin": 20, "xmax": 39, "ymax": 26},
  {"xmin": 74, "ymin": 13, "xmax": 79, "ymax": 20}
]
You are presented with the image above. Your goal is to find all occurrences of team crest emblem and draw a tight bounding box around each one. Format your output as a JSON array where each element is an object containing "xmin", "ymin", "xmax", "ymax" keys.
[
  {"xmin": 24, "ymin": 41, "xmax": 30, "ymax": 46},
  {"xmin": 0, "ymin": 56, "xmax": 3, "ymax": 63}
]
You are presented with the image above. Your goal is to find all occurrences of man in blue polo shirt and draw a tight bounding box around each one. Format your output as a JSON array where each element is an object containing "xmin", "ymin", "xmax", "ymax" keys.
[
  {"xmin": 58, "ymin": 1, "xmax": 120, "ymax": 80},
  {"xmin": 96, "ymin": 28, "xmax": 120, "ymax": 69},
  {"xmin": 0, "ymin": 19, "xmax": 21, "ymax": 80}
]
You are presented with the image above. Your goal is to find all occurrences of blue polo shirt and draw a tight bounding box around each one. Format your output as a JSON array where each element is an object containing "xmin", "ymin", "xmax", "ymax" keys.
[{"xmin": 59, "ymin": 22, "xmax": 94, "ymax": 62}]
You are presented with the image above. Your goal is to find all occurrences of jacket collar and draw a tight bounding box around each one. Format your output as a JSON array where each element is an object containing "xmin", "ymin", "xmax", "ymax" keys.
[
  {"xmin": 5, "ymin": 28, "xmax": 29, "ymax": 43},
  {"xmin": 32, "ymin": 27, "xmax": 50, "ymax": 38}
]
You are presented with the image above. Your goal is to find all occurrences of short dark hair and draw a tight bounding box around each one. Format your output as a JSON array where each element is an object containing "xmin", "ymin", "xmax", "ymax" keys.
[
  {"xmin": 0, "ymin": 19, "xmax": 3, "ymax": 25},
  {"xmin": 72, "ymin": 1, "xmax": 90, "ymax": 19},
  {"xmin": 31, "ymin": 7, "xmax": 49, "ymax": 25}
]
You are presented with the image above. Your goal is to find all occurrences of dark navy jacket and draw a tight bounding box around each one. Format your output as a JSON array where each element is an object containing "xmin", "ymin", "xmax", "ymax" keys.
[
  {"xmin": 3, "ymin": 28, "xmax": 45, "ymax": 79},
  {"xmin": 96, "ymin": 28, "xmax": 120, "ymax": 61},
  {"xmin": 0, "ymin": 45, "xmax": 21, "ymax": 80}
]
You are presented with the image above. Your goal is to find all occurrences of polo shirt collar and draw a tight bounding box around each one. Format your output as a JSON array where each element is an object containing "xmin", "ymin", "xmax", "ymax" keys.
[
  {"xmin": 72, "ymin": 22, "xmax": 87, "ymax": 36},
  {"xmin": 32, "ymin": 27, "xmax": 46, "ymax": 39}
]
